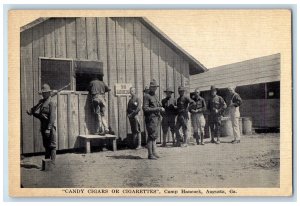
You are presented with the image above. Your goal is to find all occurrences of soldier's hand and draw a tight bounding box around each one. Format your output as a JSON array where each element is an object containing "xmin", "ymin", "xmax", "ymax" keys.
[
  {"xmin": 26, "ymin": 110, "xmax": 32, "ymax": 115},
  {"xmin": 160, "ymin": 107, "xmax": 165, "ymax": 112}
]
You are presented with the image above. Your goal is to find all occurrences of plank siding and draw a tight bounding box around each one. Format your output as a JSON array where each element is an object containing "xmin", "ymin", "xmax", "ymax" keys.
[
  {"xmin": 57, "ymin": 93, "xmax": 68, "ymax": 149},
  {"xmin": 76, "ymin": 18, "xmax": 87, "ymax": 59},
  {"xmin": 141, "ymin": 24, "xmax": 151, "ymax": 91},
  {"xmin": 54, "ymin": 18, "xmax": 67, "ymax": 58},
  {"xmin": 240, "ymin": 99, "xmax": 280, "ymax": 128},
  {"xmin": 43, "ymin": 19, "xmax": 55, "ymax": 58},
  {"xmin": 115, "ymin": 18, "xmax": 128, "ymax": 139},
  {"xmin": 106, "ymin": 17, "xmax": 119, "ymax": 135},
  {"xmin": 65, "ymin": 18, "xmax": 77, "ymax": 59},
  {"xmin": 32, "ymin": 22, "xmax": 45, "ymax": 152},
  {"xmin": 133, "ymin": 19, "xmax": 144, "ymax": 134},
  {"xmin": 21, "ymin": 28, "xmax": 34, "ymax": 153},
  {"xmin": 86, "ymin": 17, "xmax": 98, "ymax": 60},
  {"xmin": 124, "ymin": 18, "xmax": 136, "ymax": 133}
]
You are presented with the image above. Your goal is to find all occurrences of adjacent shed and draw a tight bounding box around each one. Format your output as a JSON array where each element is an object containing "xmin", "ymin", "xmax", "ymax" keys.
[
  {"xmin": 20, "ymin": 17, "xmax": 207, "ymax": 154},
  {"xmin": 190, "ymin": 53, "xmax": 280, "ymax": 129}
]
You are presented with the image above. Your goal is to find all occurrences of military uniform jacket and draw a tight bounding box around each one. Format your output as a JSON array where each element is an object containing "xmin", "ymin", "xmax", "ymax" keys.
[
  {"xmin": 189, "ymin": 96, "xmax": 207, "ymax": 114},
  {"xmin": 89, "ymin": 79, "xmax": 110, "ymax": 95},
  {"xmin": 176, "ymin": 95, "xmax": 194, "ymax": 117},
  {"xmin": 143, "ymin": 92, "xmax": 161, "ymax": 117},
  {"xmin": 207, "ymin": 95, "xmax": 227, "ymax": 116},
  {"xmin": 32, "ymin": 97, "xmax": 57, "ymax": 130},
  {"xmin": 226, "ymin": 92, "xmax": 242, "ymax": 107},
  {"xmin": 127, "ymin": 95, "xmax": 141, "ymax": 118},
  {"xmin": 161, "ymin": 97, "xmax": 177, "ymax": 116}
]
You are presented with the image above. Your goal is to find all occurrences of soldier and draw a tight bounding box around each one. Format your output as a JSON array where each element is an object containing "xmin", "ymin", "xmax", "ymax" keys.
[
  {"xmin": 226, "ymin": 86, "xmax": 243, "ymax": 144},
  {"xmin": 190, "ymin": 88, "xmax": 207, "ymax": 145},
  {"xmin": 143, "ymin": 79, "xmax": 165, "ymax": 160},
  {"xmin": 175, "ymin": 86, "xmax": 194, "ymax": 147},
  {"xmin": 88, "ymin": 75, "xmax": 111, "ymax": 135},
  {"xmin": 27, "ymin": 84, "xmax": 57, "ymax": 164},
  {"xmin": 127, "ymin": 87, "xmax": 142, "ymax": 149},
  {"xmin": 161, "ymin": 87, "xmax": 177, "ymax": 147},
  {"xmin": 207, "ymin": 86, "xmax": 227, "ymax": 144}
]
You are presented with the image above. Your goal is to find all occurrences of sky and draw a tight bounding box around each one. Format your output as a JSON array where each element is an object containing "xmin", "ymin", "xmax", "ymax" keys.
[{"xmin": 16, "ymin": 10, "xmax": 291, "ymax": 69}]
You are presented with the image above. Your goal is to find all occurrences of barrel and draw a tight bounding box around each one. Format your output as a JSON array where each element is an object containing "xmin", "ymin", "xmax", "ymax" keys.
[
  {"xmin": 221, "ymin": 117, "xmax": 233, "ymax": 137},
  {"xmin": 242, "ymin": 117, "xmax": 252, "ymax": 135}
]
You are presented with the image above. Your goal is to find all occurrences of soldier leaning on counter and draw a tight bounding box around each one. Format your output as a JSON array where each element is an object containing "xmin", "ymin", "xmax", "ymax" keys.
[
  {"xmin": 88, "ymin": 74, "xmax": 111, "ymax": 135},
  {"xmin": 27, "ymin": 84, "xmax": 57, "ymax": 164},
  {"xmin": 143, "ymin": 79, "xmax": 165, "ymax": 160},
  {"xmin": 207, "ymin": 85, "xmax": 227, "ymax": 144}
]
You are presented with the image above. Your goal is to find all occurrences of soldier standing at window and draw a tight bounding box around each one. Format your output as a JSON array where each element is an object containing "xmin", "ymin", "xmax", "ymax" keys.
[
  {"xmin": 175, "ymin": 86, "xmax": 194, "ymax": 147},
  {"xmin": 190, "ymin": 89, "xmax": 207, "ymax": 145},
  {"xmin": 226, "ymin": 86, "xmax": 243, "ymax": 144},
  {"xmin": 89, "ymin": 75, "xmax": 111, "ymax": 135},
  {"xmin": 143, "ymin": 79, "xmax": 165, "ymax": 160},
  {"xmin": 207, "ymin": 86, "xmax": 227, "ymax": 144},
  {"xmin": 127, "ymin": 87, "xmax": 142, "ymax": 149},
  {"xmin": 161, "ymin": 87, "xmax": 177, "ymax": 147},
  {"xmin": 27, "ymin": 84, "xmax": 57, "ymax": 164}
]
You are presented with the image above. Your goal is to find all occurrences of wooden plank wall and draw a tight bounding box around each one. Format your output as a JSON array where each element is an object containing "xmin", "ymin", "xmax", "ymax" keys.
[
  {"xmin": 21, "ymin": 17, "xmax": 191, "ymax": 153},
  {"xmin": 239, "ymin": 99, "xmax": 280, "ymax": 128}
]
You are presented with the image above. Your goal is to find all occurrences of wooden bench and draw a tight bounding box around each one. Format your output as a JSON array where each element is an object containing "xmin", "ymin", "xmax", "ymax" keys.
[{"xmin": 78, "ymin": 134, "xmax": 117, "ymax": 153}]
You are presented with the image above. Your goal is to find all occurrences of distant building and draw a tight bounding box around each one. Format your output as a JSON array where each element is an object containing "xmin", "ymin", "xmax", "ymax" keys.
[{"xmin": 190, "ymin": 53, "xmax": 280, "ymax": 129}]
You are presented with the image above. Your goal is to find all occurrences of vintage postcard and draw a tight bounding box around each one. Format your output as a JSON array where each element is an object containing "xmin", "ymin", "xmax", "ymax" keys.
[{"xmin": 8, "ymin": 9, "xmax": 292, "ymax": 197}]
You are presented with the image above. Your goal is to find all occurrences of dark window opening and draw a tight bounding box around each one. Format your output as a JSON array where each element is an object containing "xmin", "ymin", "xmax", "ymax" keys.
[
  {"xmin": 40, "ymin": 58, "xmax": 72, "ymax": 91},
  {"xmin": 266, "ymin": 81, "xmax": 280, "ymax": 99},
  {"xmin": 74, "ymin": 60, "xmax": 103, "ymax": 92},
  {"xmin": 235, "ymin": 83, "xmax": 265, "ymax": 100}
]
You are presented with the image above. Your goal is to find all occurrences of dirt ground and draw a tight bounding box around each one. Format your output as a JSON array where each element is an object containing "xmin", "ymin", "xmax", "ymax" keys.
[{"xmin": 21, "ymin": 133, "xmax": 280, "ymax": 188}]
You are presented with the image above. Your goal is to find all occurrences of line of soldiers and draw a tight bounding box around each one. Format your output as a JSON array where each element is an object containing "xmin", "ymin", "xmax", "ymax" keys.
[
  {"xmin": 127, "ymin": 79, "xmax": 242, "ymax": 160},
  {"xmin": 28, "ymin": 76, "xmax": 242, "ymax": 163}
]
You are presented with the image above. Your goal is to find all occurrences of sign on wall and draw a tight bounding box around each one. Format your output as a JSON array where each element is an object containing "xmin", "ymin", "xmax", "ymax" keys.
[{"xmin": 115, "ymin": 83, "xmax": 132, "ymax": 96}]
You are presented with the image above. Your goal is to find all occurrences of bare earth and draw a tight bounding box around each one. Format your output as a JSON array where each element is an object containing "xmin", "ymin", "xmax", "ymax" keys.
[{"xmin": 21, "ymin": 133, "xmax": 279, "ymax": 188}]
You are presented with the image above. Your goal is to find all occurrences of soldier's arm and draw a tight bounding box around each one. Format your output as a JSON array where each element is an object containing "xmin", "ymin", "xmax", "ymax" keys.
[
  {"xmin": 104, "ymin": 83, "xmax": 111, "ymax": 93},
  {"xmin": 47, "ymin": 101, "xmax": 57, "ymax": 130},
  {"xmin": 133, "ymin": 97, "xmax": 142, "ymax": 116},
  {"xmin": 143, "ymin": 95, "xmax": 160, "ymax": 113},
  {"xmin": 221, "ymin": 97, "xmax": 227, "ymax": 111},
  {"xmin": 232, "ymin": 94, "xmax": 242, "ymax": 107}
]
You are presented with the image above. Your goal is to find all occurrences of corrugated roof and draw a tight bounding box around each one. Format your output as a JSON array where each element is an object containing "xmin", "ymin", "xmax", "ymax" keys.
[{"xmin": 20, "ymin": 17, "xmax": 207, "ymax": 74}]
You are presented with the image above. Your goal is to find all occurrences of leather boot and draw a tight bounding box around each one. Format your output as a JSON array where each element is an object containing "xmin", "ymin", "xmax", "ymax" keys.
[
  {"xmin": 147, "ymin": 141, "xmax": 156, "ymax": 160},
  {"xmin": 200, "ymin": 132, "xmax": 205, "ymax": 145},
  {"xmin": 152, "ymin": 140, "xmax": 160, "ymax": 158},
  {"xmin": 194, "ymin": 133, "xmax": 200, "ymax": 145},
  {"xmin": 50, "ymin": 149, "xmax": 56, "ymax": 164},
  {"xmin": 45, "ymin": 148, "xmax": 51, "ymax": 159},
  {"xmin": 136, "ymin": 133, "xmax": 142, "ymax": 149}
]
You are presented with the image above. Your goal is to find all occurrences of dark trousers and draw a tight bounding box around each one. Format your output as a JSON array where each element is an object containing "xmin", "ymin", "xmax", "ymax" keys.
[
  {"xmin": 209, "ymin": 115, "xmax": 221, "ymax": 139},
  {"xmin": 41, "ymin": 125, "xmax": 57, "ymax": 161}
]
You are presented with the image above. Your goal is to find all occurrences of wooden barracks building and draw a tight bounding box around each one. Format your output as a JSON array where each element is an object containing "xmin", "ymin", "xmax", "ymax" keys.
[
  {"xmin": 190, "ymin": 53, "xmax": 280, "ymax": 130},
  {"xmin": 20, "ymin": 17, "xmax": 207, "ymax": 154}
]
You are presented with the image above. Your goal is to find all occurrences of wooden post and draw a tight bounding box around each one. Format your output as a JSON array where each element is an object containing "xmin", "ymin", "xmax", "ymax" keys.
[{"xmin": 112, "ymin": 139, "xmax": 117, "ymax": 151}]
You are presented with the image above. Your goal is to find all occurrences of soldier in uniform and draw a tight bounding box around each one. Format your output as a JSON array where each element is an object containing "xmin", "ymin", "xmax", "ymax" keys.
[
  {"xmin": 161, "ymin": 87, "xmax": 177, "ymax": 147},
  {"xmin": 226, "ymin": 86, "xmax": 243, "ymax": 144},
  {"xmin": 27, "ymin": 84, "xmax": 57, "ymax": 164},
  {"xmin": 190, "ymin": 88, "xmax": 207, "ymax": 145},
  {"xmin": 175, "ymin": 86, "xmax": 194, "ymax": 147},
  {"xmin": 88, "ymin": 75, "xmax": 111, "ymax": 135},
  {"xmin": 207, "ymin": 86, "xmax": 227, "ymax": 144},
  {"xmin": 143, "ymin": 79, "xmax": 165, "ymax": 160},
  {"xmin": 127, "ymin": 87, "xmax": 142, "ymax": 149}
]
